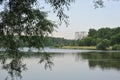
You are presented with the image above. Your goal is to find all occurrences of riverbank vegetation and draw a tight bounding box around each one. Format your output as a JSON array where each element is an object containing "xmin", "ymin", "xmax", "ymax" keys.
[
  {"xmin": 45, "ymin": 27, "xmax": 120, "ymax": 50},
  {"xmin": 76, "ymin": 27, "xmax": 120, "ymax": 50}
]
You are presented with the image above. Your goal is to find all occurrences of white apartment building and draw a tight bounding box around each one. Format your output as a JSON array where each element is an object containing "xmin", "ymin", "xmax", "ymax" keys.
[{"xmin": 75, "ymin": 31, "xmax": 88, "ymax": 40}]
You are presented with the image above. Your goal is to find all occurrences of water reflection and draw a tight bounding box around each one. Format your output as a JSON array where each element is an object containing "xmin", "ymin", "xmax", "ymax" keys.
[
  {"xmin": 0, "ymin": 51, "xmax": 26, "ymax": 80},
  {"xmin": 79, "ymin": 52, "xmax": 120, "ymax": 70},
  {"xmin": 0, "ymin": 51, "xmax": 54, "ymax": 80},
  {"xmin": 39, "ymin": 53, "xmax": 54, "ymax": 70},
  {"xmin": 0, "ymin": 50, "xmax": 120, "ymax": 80}
]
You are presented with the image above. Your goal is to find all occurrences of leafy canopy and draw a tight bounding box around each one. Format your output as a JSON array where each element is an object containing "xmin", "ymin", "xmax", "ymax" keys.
[{"xmin": 0, "ymin": 0, "xmax": 74, "ymax": 50}]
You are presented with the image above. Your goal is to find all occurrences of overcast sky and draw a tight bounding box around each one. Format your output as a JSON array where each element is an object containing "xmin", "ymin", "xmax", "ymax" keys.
[{"xmin": 47, "ymin": 0, "xmax": 120, "ymax": 39}]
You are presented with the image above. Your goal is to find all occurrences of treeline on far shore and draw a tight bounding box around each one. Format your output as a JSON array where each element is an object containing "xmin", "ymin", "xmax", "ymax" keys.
[
  {"xmin": 0, "ymin": 36, "xmax": 76, "ymax": 48},
  {"xmin": 76, "ymin": 27, "xmax": 120, "ymax": 50},
  {"xmin": 46, "ymin": 27, "xmax": 120, "ymax": 50},
  {"xmin": 0, "ymin": 27, "xmax": 120, "ymax": 50},
  {"xmin": 44, "ymin": 37, "xmax": 75, "ymax": 47}
]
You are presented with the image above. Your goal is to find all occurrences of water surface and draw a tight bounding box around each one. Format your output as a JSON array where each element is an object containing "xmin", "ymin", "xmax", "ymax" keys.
[{"xmin": 0, "ymin": 48, "xmax": 120, "ymax": 80}]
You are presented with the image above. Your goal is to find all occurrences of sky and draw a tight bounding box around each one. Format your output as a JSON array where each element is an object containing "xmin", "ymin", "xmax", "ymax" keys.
[{"xmin": 47, "ymin": 0, "xmax": 120, "ymax": 39}]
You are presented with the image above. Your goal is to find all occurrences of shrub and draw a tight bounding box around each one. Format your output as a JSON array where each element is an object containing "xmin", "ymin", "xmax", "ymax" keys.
[
  {"xmin": 96, "ymin": 39, "xmax": 110, "ymax": 50},
  {"xmin": 112, "ymin": 44, "xmax": 120, "ymax": 50},
  {"xmin": 96, "ymin": 43, "xmax": 105, "ymax": 50}
]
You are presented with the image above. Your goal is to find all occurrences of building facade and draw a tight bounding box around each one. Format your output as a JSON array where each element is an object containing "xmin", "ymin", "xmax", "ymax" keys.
[{"xmin": 75, "ymin": 31, "xmax": 88, "ymax": 40}]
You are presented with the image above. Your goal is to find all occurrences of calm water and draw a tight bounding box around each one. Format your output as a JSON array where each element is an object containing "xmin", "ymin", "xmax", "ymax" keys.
[{"xmin": 0, "ymin": 48, "xmax": 120, "ymax": 80}]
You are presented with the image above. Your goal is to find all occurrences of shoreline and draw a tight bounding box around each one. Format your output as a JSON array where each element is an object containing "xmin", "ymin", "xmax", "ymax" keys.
[
  {"xmin": 62, "ymin": 46, "xmax": 96, "ymax": 50},
  {"xmin": 61, "ymin": 46, "xmax": 112, "ymax": 50}
]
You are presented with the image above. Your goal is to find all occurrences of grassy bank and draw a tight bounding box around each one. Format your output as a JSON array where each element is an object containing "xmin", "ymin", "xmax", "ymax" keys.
[{"xmin": 62, "ymin": 46, "xmax": 96, "ymax": 50}]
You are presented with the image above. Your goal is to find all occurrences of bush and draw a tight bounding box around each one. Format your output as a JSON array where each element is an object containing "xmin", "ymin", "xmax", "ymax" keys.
[
  {"xmin": 111, "ymin": 33, "xmax": 120, "ymax": 45},
  {"xmin": 112, "ymin": 44, "xmax": 120, "ymax": 50},
  {"xmin": 96, "ymin": 43, "xmax": 105, "ymax": 50},
  {"xmin": 96, "ymin": 39, "xmax": 110, "ymax": 50}
]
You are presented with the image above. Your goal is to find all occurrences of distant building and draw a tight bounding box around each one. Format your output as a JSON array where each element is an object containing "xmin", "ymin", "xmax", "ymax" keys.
[{"xmin": 75, "ymin": 31, "xmax": 88, "ymax": 40}]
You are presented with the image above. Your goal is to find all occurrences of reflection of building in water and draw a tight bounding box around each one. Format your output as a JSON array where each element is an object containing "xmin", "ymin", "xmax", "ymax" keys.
[{"xmin": 75, "ymin": 31, "xmax": 88, "ymax": 40}]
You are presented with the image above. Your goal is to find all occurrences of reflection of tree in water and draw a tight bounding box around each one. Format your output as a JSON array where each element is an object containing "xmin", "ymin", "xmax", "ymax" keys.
[
  {"xmin": 0, "ymin": 50, "xmax": 54, "ymax": 80},
  {"xmin": 39, "ymin": 53, "xmax": 54, "ymax": 70},
  {"xmin": 77, "ymin": 52, "xmax": 120, "ymax": 70},
  {"xmin": 0, "ymin": 50, "xmax": 27, "ymax": 80}
]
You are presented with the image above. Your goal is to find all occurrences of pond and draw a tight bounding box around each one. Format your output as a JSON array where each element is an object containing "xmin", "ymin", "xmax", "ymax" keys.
[{"xmin": 0, "ymin": 48, "xmax": 120, "ymax": 80}]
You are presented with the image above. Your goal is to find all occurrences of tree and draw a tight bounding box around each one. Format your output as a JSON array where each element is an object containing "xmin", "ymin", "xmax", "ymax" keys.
[
  {"xmin": 97, "ymin": 28, "xmax": 111, "ymax": 39},
  {"xmin": 111, "ymin": 33, "xmax": 120, "ymax": 45},
  {"xmin": 111, "ymin": 27, "xmax": 120, "ymax": 36},
  {"xmin": 0, "ymin": 0, "xmax": 74, "ymax": 51},
  {"xmin": 82, "ymin": 37, "xmax": 93, "ymax": 46},
  {"xmin": 88, "ymin": 29, "xmax": 97, "ymax": 38},
  {"xmin": 78, "ymin": 37, "xmax": 97, "ymax": 46},
  {"xmin": 112, "ymin": 44, "xmax": 120, "ymax": 50},
  {"xmin": 96, "ymin": 39, "xmax": 110, "ymax": 50}
]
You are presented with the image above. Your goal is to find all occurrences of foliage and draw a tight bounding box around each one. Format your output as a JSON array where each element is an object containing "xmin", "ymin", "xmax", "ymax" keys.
[
  {"xmin": 45, "ymin": 0, "xmax": 75, "ymax": 24},
  {"xmin": 112, "ymin": 44, "xmax": 120, "ymax": 50},
  {"xmin": 76, "ymin": 27, "xmax": 120, "ymax": 50},
  {"xmin": 88, "ymin": 29, "xmax": 97, "ymax": 38},
  {"xmin": 97, "ymin": 28, "xmax": 112, "ymax": 39},
  {"xmin": 44, "ymin": 37, "xmax": 75, "ymax": 47},
  {"xmin": 87, "ymin": 27, "xmax": 120, "ymax": 46},
  {"xmin": 111, "ymin": 33, "xmax": 120, "ymax": 45},
  {"xmin": 94, "ymin": 0, "xmax": 104, "ymax": 8},
  {"xmin": 78, "ymin": 37, "xmax": 101, "ymax": 46},
  {"xmin": 81, "ymin": 37, "xmax": 93, "ymax": 46},
  {"xmin": 89, "ymin": 27, "xmax": 112, "ymax": 39},
  {"xmin": 0, "ymin": 0, "xmax": 74, "ymax": 50},
  {"xmin": 0, "ymin": 36, "xmax": 75, "ymax": 48},
  {"xmin": 96, "ymin": 39, "xmax": 110, "ymax": 50}
]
